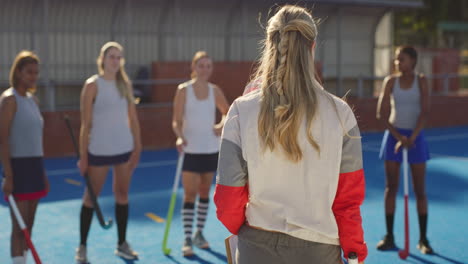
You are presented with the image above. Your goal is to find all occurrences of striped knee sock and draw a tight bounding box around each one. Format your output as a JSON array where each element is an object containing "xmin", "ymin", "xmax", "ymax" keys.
[
  {"xmin": 182, "ymin": 202, "xmax": 195, "ymax": 239},
  {"xmin": 196, "ymin": 198, "xmax": 209, "ymax": 232}
]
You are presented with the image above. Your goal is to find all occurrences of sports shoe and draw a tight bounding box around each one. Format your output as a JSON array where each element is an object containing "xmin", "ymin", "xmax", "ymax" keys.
[
  {"xmin": 115, "ymin": 241, "xmax": 139, "ymax": 260},
  {"xmin": 376, "ymin": 234, "xmax": 397, "ymax": 250},
  {"xmin": 182, "ymin": 237, "xmax": 195, "ymax": 257},
  {"xmin": 417, "ymin": 238, "xmax": 434, "ymax": 254},
  {"xmin": 193, "ymin": 230, "xmax": 210, "ymax": 249},
  {"xmin": 75, "ymin": 245, "xmax": 88, "ymax": 263}
]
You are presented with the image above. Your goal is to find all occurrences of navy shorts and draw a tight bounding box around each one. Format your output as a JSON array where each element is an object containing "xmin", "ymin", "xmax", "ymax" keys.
[
  {"xmin": 3, "ymin": 157, "xmax": 47, "ymax": 201},
  {"xmin": 88, "ymin": 151, "xmax": 132, "ymax": 166},
  {"xmin": 379, "ymin": 128, "xmax": 430, "ymax": 164},
  {"xmin": 182, "ymin": 153, "xmax": 219, "ymax": 173}
]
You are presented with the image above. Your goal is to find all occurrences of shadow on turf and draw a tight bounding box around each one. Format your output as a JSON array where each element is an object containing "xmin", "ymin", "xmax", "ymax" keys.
[
  {"xmin": 163, "ymin": 255, "xmax": 183, "ymax": 264},
  {"xmin": 408, "ymin": 253, "xmax": 438, "ymax": 264},
  {"xmin": 164, "ymin": 254, "xmax": 216, "ymax": 264},
  {"xmin": 377, "ymin": 248, "xmax": 437, "ymax": 264},
  {"xmin": 117, "ymin": 256, "xmax": 139, "ymax": 263},
  {"xmin": 204, "ymin": 248, "xmax": 228, "ymax": 262},
  {"xmin": 405, "ymin": 251, "xmax": 464, "ymax": 264},
  {"xmin": 433, "ymin": 253, "xmax": 465, "ymax": 264}
]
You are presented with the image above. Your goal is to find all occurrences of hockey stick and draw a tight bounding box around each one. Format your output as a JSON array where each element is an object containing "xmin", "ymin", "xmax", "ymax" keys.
[
  {"xmin": 63, "ymin": 115, "xmax": 113, "ymax": 229},
  {"xmin": 8, "ymin": 195, "xmax": 42, "ymax": 264},
  {"xmin": 162, "ymin": 153, "xmax": 185, "ymax": 255},
  {"xmin": 399, "ymin": 148, "xmax": 409, "ymax": 259}
]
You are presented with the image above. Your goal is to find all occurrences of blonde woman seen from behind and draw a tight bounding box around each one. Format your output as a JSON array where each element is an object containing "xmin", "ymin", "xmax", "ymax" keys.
[{"xmin": 214, "ymin": 5, "xmax": 367, "ymax": 264}]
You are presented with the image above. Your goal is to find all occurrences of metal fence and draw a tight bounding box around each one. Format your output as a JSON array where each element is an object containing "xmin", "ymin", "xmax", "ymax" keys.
[
  {"xmin": 0, "ymin": 0, "xmax": 265, "ymax": 79},
  {"xmin": 1, "ymin": 0, "xmax": 407, "ymax": 109},
  {"xmin": 4, "ymin": 0, "xmax": 461, "ymax": 111},
  {"xmin": 0, "ymin": 0, "xmax": 268, "ymax": 110}
]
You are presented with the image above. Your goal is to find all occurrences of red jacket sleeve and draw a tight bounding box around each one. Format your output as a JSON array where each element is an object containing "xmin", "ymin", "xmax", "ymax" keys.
[
  {"xmin": 215, "ymin": 101, "xmax": 249, "ymax": 235},
  {"xmin": 214, "ymin": 184, "xmax": 249, "ymax": 234},
  {"xmin": 332, "ymin": 169, "xmax": 368, "ymax": 262}
]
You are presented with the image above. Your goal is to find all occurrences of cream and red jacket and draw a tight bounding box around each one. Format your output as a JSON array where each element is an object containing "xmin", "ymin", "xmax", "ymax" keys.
[{"xmin": 214, "ymin": 89, "xmax": 368, "ymax": 262}]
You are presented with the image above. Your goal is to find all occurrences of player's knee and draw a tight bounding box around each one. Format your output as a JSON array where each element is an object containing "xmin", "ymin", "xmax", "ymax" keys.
[
  {"xmin": 114, "ymin": 188, "xmax": 129, "ymax": 201},
  {"xmin": 414, "ymin": 190, "xmax": 426, "ymax": 201},
  {"xmin": 83, "ymin": 194, "xmax": 94, "ymax": 208},
  {"xmin": 11, "ymin": 227, "xmax": 22, "ymax": 237},
  {"xmin": 385, "ymin": 185, "xmax": 398, "ymax": 196},
  {"xmin": 184, "ymin": 193, "xmax": 197, "ymax": 203},
  {"xmin": 26, "ymin": 222, "xmax": 34, "ymax": 232},
  {"xmin": 199, "ymin": 185, "xmax": 211, "ymax": 196}
]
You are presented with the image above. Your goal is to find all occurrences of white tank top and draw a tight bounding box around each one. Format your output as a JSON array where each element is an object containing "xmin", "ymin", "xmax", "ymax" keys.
[
  {"xmin": 389, "ymin": 76, "xmax": 421, "ymax": 129},
  {"xmin": 5, "ymin": 88, "xmax": 43, "ymax": 157},
  {"xmin": 182, "ymin": 82, "xmax": 220, "ymax": 154},
  {"xmin": 88, "ymin": 75, "xmax": 134, "ymax": 155}
]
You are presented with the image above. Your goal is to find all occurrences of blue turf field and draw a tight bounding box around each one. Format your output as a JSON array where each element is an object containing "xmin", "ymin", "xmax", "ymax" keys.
[{"xmin": 1, "ymin": 126, "xmax": 468, "ymax": 264}]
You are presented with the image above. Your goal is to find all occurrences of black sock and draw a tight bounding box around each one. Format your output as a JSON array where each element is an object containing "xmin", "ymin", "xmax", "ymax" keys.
[
  {"xmin": 386, "ymin": 214, "xmax": 394, "ymax": 237},
  {"xmin": 116, "ymin": 203, "xmax": 129, "ymax": 245},
  {"xmin": 80, "ymin": 205, "xmax": 94, "ymax": 246},
  {"xmin": 418, "ymin": 213, "xmax": 428, "ymax": 241}
]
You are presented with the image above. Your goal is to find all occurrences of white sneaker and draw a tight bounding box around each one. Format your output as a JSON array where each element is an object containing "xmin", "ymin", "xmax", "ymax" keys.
[
  {"xmin": 182, "ymin": 238, "xmax": 195, "ymax": 257},
  {"xmin": 75, "ymin": 245, "xmax": 88, "ymax": 263},
  {"xmin": 193, "ymin": 230, "xmax": 210, "ymax": 249},
  {"xmin": 115, "ymin": 241, "xmax": 139, "ymax": 260}
]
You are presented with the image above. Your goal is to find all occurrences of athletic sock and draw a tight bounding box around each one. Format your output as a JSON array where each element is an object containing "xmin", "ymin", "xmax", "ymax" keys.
[
  {"xmin": 12, "ymin": 256, "xmax": 25, "ymax": 264},
  {"xmin": 116, "ymin": 203, "xmax": 129, "ymax": 245},
  {"xmin": 196, "ymin": 198, "xmax": 209, "ymax": 232},
  {"xmin": 182, "ymin": 202, "xmax": 195, "ymax": 239},
  {"xmin": 386, "ymin": 214, "xmax": 394, "ymax": 236},
  {"xmin": 418, "ymin": 213, "xmax": 428, "ymax": 241},
  {"xmin": 80, "ymin": 205, "xmax": 94, "ymax": 246}
]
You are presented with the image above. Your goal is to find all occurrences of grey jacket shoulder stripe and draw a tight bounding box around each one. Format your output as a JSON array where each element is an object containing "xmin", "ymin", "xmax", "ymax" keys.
[
  {"xmin": 340, "ymin": 124, "xmax": 363, "ymax": 174},
  {"xmin": 222, "ymin": 101, "xmax": 241, "ymax": 147},
  {"xmin": 217, "ymin": 138, "xmax": 248, "ymax": 187}
]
